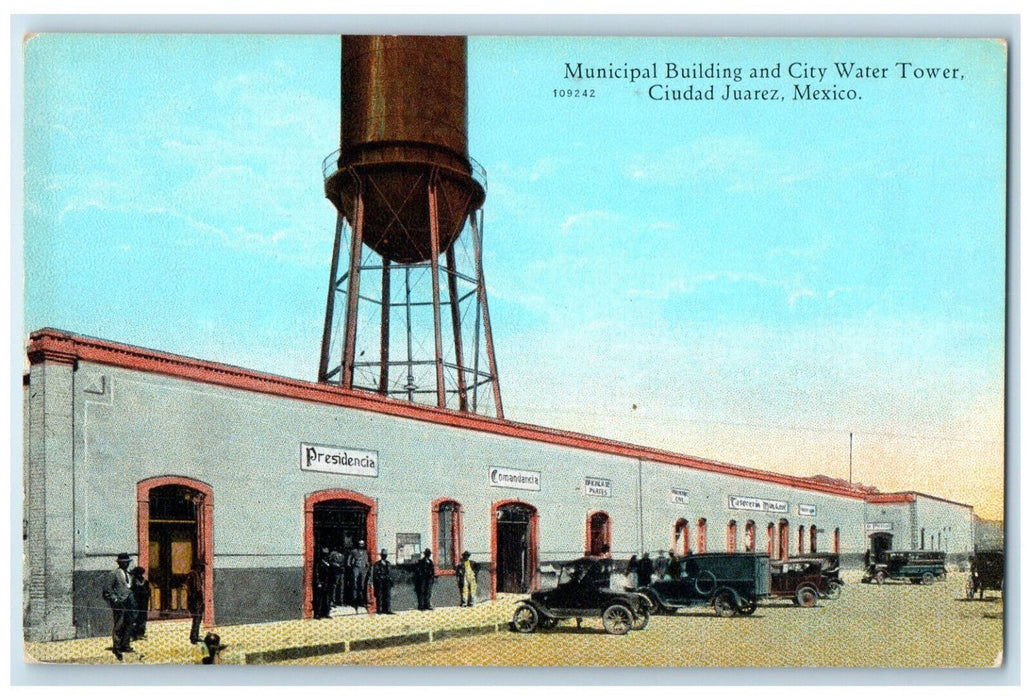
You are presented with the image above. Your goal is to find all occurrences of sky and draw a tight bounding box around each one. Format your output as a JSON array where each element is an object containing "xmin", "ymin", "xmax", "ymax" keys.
[{"xmin": 21, "ymin": 34, "xmax": 1007, "ymax": 519}]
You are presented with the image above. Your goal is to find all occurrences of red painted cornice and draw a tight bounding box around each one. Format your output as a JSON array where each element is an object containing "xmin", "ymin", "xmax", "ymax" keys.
[
  {"xmin": 866, "ymin": 491, "xmax": 972, "ymax": 509},
  {"xmin": 866, "ymin": 493, "xmax": 917, "ymax": 504},
  {"xmin": 27, "ymin": 327, "xmax": 875, "ymax": 501}
]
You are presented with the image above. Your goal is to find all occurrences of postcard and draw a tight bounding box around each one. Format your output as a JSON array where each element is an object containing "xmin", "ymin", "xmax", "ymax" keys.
[{"xmin": 19, "ymin": 29, "xmax": 1007, "ymax": 672}]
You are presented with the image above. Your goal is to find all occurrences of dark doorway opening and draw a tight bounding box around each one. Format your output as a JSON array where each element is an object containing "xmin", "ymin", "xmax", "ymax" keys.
[
  {"xmin": 496, "ymin": 503, "xmax": 535, "ymax": 593},
  {"xmin": 313, "ymin": 499, "xmax": 370, "ymax": 609},
  {"xmin": 587, "ymin": 512, "xmax": 610, "ymax": 556},
  {"xmin": 147, "ymin": 485, "xmax": 201, "ymax": 619},
  {"xmin": 870, "ymin": 532, "xmax": 894, "ymax": 560}
]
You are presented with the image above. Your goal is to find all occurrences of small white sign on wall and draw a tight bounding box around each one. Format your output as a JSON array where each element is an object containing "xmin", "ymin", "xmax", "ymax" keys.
[
  {"xmin": 798, "ymin": 504, "xmax": 817, "ymax": 517},
  {"xmin": 865, "ymin": 522, "xmax": 893, "ymax": 531},
  {"xmin": 489, "ymin": 466, "xmax": 541, "ymax": 491},
  {"xmin": 670, "ymin": 487, "xmax": 690, "ymax": 505},
  {"xmin": 584, "ymin": 477, "xmax": 611, "ymax": 497}
]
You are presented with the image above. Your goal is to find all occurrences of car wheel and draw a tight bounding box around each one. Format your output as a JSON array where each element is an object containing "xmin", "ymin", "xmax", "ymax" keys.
[
  {"xmin": 796, "ymin": 587, "xmax": 818, "ymax": 608},
  {"xmin": 921, "ymin": 572, "xmax": 935, "ymax": 585},
  {"xmin": 825, "ymin": 582, "xmax": 843, "ymax": 600},
  {"xmin": 631, "ymin": 608, "xmax": 650, "ymax": 631},
  {"xmin": 512, "ymin": 603, "xmax": 539, "ymax": 633},
  {"xmin": 601, "ymin": 603, "xmax": 634, "ymax": 635},
  {"xmin": 874, "ymin": 571, "xmax": 886, "ymax": 585},
  {"xmin": 737, "ymin": 599, "xmax": 758, "ymax": 615},
  {"xmin": 713, "ymin": 591, "xmax": 737, "ymax": 618}
]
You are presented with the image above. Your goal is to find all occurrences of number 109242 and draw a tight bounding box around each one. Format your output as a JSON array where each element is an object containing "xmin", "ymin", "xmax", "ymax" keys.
[{"xmin": 553, "ymin": 88, "xmax": 596, "ymax": 98}]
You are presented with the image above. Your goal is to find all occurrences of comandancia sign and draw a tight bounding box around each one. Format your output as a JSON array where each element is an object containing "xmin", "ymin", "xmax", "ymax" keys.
[
  {"xmin": 300, "ymin": 443, "xmax": 378, "ymax": 477},
  {"xmin": 728, "ymin": 495, "xmax": 789, "ymax": 513},
  {"xmin": 865, "ymin": 522, "xmax": 893, "ymax": 532},
  {"xmin": 489, "ymin": 466, "xmax": 541, "ymax": 492},
  {"xmin": 584, "ymin": 477, "xmax": 611, "ymax": 498}
]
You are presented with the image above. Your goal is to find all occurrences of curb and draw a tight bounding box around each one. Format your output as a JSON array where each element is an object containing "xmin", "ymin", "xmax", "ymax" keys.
[{"xmin": 242, "ymin": 622, "xmax": 501, "ymax": 664}]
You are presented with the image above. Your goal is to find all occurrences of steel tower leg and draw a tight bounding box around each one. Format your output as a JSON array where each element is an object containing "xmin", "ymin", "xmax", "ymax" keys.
[
  {"xmin": 341, "ymin": 188, "xmax": 365, "ymax": 389},
  {"xmin": 428, "ymin": 176, "xmax": 446, "ymax": 409},
  {"xmin": 379, "ymin": 260, "xmax": 391, "ymax": 394},
  {"xmin": 446, "ymin": 245, "xmax": 469, "ymax": 411},
  {"xmin": 470, "ymin": 212, "xmax": 504, "ymax": 419},
  {"xmin": 318, "ymin": 211, "xmax": 345, "ymax": 382}
]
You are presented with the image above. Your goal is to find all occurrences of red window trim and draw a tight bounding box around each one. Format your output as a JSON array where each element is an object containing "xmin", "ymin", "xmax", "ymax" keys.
[
  {"xmin": 696, "ymin": 518, "xmax": 707, "ymax": 554},
  {"xmin": 745, "ymin": 520, "xmax": 756, "ymax": 552},
  {"xmin": 727, "ymin": 520, "xmax": 737, "ymax": 553},
  {"xmin": 431, "ymin": 498, "xmax": 463, "ymax": 576},
  {"xmin": 136, "ymin": 476, "xmax": 215, "ymax": 627},
  {"xmin": 303, "ymin": 489, "xmax": 377, "ymax": 618},
  {"xmin": 673, "ymin": 518, "xmax": 690, "ymax": 556}
]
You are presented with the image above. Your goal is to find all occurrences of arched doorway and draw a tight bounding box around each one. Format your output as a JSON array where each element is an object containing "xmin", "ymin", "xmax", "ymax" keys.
[
  {"xmin": 766, "ymin": 523, "xmax": 775, "ymax": 556},
  {"xmin": 745, "ymin": 520, "xmax": 756, "ymax": 552},
  {"xmin": 674, "ymin": 518, "xmax": 690, "ymax": 556},
  {"xmin": 798, "ymin": 525, "xmax": 805, "ymax": 555},
  {"xmin": 777, "ymin": 519, "xmax": 790, "ymax": 560},
  {"xmin": 869, "ymin": 531, "xmax": 894, "ymax": 560},
  {"xmin": 492, "ymin": 501, "xmax": 538, "ymax": 595},
  {"xmin": 809, "ymin": 525, "xmax": 818, "ymax": 553},
  {"xmin": 136, "ymin": 477, "xmax": 214, "ymax": 626},
  {"xmin": 696, "ymin": 518, "xmax": 707, "ymax": 554},
  {"xmin": 586, "ymin": 511, "xmax": 611, "ymax": 556},
  {"xmin": 727, "ymin": 520, "xmax": 738, "ymax": 552},
  {"xmin": 303, "ymin": 490, "xmax": 376, "ymax": 617}
]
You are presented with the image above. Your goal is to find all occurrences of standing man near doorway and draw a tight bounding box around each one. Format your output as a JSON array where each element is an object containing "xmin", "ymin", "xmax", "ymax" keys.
[
  {"xmin": 102, "ymin": 552, "xmax": 136, "ymax": 660},
  {"xmin": 187, "ymin": 562, "xmax": 205, "ymax": 644},
  {"xmin": 348, "ymin": 540, "xmax": 371, "ymax": 609},
  {"xmin": 414, "ymin": 548, "xmax": 436, "ymax": 610},
  {"xmin": 372, "ymin": 549, "xmax": 394, "ymax": 614}
]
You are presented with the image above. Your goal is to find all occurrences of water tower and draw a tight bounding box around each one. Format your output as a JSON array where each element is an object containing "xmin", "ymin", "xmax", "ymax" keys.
[{"xmin": 318, "ymin": 35, "xmax": 503, "ymax": 418}]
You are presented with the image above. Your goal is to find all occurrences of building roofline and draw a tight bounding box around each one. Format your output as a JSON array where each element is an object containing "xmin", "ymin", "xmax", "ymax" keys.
[
  {"xmin": 867, "ymin": 491, "xmax": 973, "ymax": 510},
  {"xmin": 27, "ymin": 327, "xmax": 879, "ymax": 501}
]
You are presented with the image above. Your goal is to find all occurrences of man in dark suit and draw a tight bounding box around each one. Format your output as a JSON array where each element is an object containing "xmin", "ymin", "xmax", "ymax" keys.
[
  {"xmin": 129, "ymin": 566, "xmax": 151, "ymax": 640},
  {"xmin": 414, "ymin": 548, "xmax": 436, "ymax": 610},
  {"xmin": 187, "ymin": 562, "xmax": 205, "ymax": 644},
  {"xmin": 101, "ymin": 552, "xmax": 135, "ymax": 660},
  {"xmin": 372, "ymin": 549, "xmax": 394, "ymax": 614}
]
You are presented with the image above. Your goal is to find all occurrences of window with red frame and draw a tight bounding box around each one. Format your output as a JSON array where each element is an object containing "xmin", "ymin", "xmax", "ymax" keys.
[{"xmin": 435, "ymin": 500, "xmax": 462, "ymax": 570}]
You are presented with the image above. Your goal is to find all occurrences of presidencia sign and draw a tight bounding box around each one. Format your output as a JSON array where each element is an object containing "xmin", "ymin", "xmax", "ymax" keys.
[
  {"xmin": 300, "ymin": 442, "xmax": 378, "ymax": 477},
  {"xmin": 489, "ymin": 466, "xmax": 541, "ymax": 491}
]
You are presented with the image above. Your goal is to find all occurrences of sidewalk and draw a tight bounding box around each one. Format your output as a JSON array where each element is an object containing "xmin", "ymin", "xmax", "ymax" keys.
[{"xmin": 24, "ymin": 597, "xmax": 521, "ymax": 665}]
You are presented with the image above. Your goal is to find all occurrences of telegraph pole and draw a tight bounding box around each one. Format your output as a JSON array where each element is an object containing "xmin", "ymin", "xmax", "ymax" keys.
[{"xmin": 849, "ymin": 432, "xmax": 854, "ymax": 485}]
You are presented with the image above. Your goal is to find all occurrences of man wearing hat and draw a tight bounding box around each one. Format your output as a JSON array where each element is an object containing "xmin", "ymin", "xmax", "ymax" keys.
[
  {"xmin": 414, "ymin": 548, "xmax": 436, "ymax": 610},
  {"xmin": 101, "ymin": 553, "xmax": 136, "ymax": 659},
  {"xmin": 371, "ymin": 548, "xmax": 394, "ymax": 614},
  {"xmin": 456, "ymin": 551, "xmax": 477, "ymax": 607},
  {"xmin": 347, "ymin": 539, "xmax": 370, "ymax": 608}
]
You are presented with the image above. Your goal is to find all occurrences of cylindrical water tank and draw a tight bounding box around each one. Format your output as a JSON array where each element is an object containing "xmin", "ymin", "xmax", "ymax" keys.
[{"xmin": 325, "ymin": 35, "xmax": 485, "ymax": 264}]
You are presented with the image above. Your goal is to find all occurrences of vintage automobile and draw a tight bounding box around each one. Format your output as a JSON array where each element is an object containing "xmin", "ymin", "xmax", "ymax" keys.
[
  {"xmin": 510, "ymin": 556, "xmax": 652, "ymax": 635},
  {"xmin": 966, "ymin": 549, "xmax": 1004, "ymax": 599},
  {"xmin": 636, "ymin": 552, "xmax": 771, "ymax": 617},
  {"xmin": 771, "ymin": 558, "xmax": 840, "ymax": 606},
  {"xmin": 861, "ymin": 550, "xmax": 946, "ymax": 585},
  {"xmin": 787, "ymin": 554, "xmax": 844, "ymax": 600}
]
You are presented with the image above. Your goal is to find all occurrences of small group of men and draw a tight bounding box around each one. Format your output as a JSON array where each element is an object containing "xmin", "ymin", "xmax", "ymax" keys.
[
  {"xmin": 315, "ymin": 544, "xmax": 477, "ymax": 615},
  {"xmin": 314, "ymin": 540, "xmax": 375, "ymax": 617},
  {"xmin": 103, "ymin": 552, "xmax": 207, "ymax": 660},
  {"xmin": 100, "ymin": 553, "xmax": 151, "ymax": 660}
]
